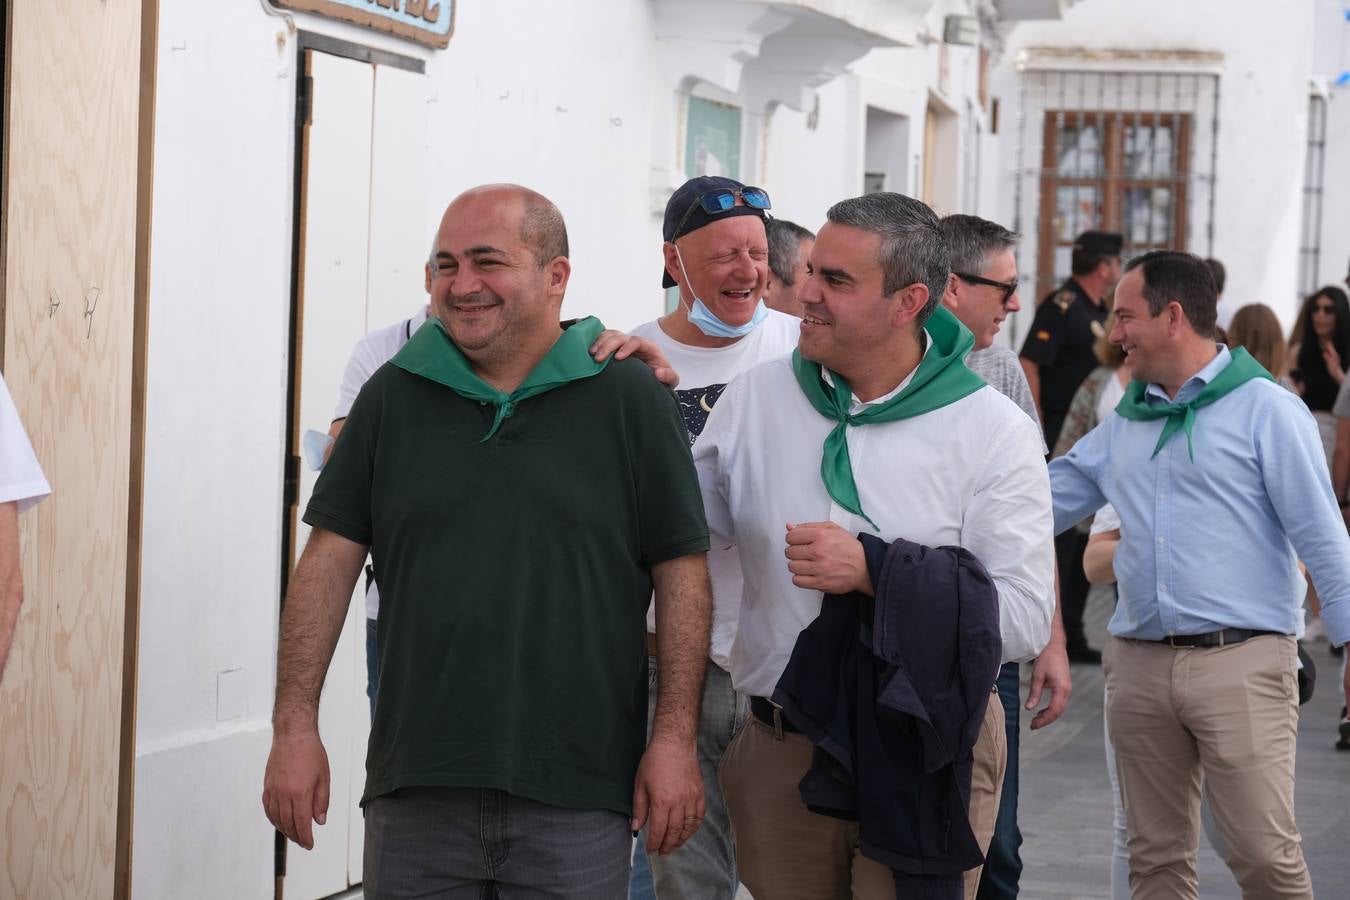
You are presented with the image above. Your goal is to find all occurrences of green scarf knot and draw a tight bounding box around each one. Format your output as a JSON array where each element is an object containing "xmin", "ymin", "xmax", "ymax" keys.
[
  {"xmin": 792, "ymin": 306, "xmax": 985, "ymax": 530},
  {"xmin": 1113, "ymin": 347, "xmax": 1272, "ymax": 460},
  {"xmin": 392, "ymin": 316, "xmax": 609, "ymax": 441}
]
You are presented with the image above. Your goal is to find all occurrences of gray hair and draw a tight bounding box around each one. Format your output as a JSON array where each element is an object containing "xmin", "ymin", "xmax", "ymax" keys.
[
  {"xmin": 940, "ymin": 214, "xmax": 1018, "ymax": 280},
  {"xmin": 825, "ymin": 193, "xmax": 948, "ymax": 324},
  {"xmin": 766, "ymin": 218, "xmax": 815, "ymax": 286}
]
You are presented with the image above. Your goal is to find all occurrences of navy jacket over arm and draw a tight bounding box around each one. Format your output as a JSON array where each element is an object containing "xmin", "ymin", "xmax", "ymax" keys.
[{"xmin": 772, "ymin": 534, "xmax": 1002, "ymax": 900}]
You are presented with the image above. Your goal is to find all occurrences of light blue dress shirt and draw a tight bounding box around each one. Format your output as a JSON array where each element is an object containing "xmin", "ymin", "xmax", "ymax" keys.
[{"xmin": 1049, "ymin": 346, "xmax": 1350, "ymax": 645}]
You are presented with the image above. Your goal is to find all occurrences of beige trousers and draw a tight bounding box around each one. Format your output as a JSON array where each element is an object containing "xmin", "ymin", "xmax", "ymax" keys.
[
  {"xmin": 1104, "ymin": 634, "xmax": 1311, "ymax": 900},
  {"xmin": 719, "ymin": 694, "xmax": 1005, "ymax": 900}
]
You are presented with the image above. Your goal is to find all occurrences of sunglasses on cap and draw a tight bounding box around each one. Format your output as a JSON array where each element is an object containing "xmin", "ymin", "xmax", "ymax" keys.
[
  {"xmin": 672, "ymin": 186, "xmax": 772, "ymax": 238},
  {"xmin": 954, "ymin": 271, "xmax": 1020, "ymax": 305}
]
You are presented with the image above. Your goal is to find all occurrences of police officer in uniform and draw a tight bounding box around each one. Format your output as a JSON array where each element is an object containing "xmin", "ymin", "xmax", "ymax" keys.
[{"xmin": 1019, "ymin": 230, "xmax": 1123, "ymax": 664}]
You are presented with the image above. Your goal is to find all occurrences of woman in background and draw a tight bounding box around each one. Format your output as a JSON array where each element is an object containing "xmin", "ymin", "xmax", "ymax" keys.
[
  {"xmin": 1285, "ymin": 290, "xmax": 1350, "ymax": 653},
  {"xmin": 1228, "ymin": 303, "xmax": 1290, "ymax": 386},
  {"xmin": 1290, "ymin": 286, "xmax": 1350, "ymax": 463},
  {"xmin": 1052, "ymin": 313, "xmax": 1131, "ymax": 458}
]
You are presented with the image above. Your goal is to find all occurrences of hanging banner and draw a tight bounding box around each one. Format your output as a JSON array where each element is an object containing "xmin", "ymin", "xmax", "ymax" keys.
[{"xmin": 275, "ymin": 0, "xmax": 455, "ymax": 49}]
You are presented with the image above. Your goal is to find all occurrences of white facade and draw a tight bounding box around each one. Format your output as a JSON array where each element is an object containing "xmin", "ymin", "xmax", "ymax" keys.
[
  {"xmin": 991, "ymin": 0, "xmax": 1350, "ymax": 343},
  {"xmin": 131, "ymin": 1, "xmax": 999, "ymax": 896},
  {"xmin": 128, "ymin": 0, "xmax": 1350, "ymax": 894}
]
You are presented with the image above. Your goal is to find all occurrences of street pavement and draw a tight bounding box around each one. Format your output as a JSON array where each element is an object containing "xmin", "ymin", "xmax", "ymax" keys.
[
  {"xmin": 1016, "ymin": 585, "xmax": 1350, "ymax": 899},
  {"xmin": 345, "ymin": 587, "xmax": 1349, "ymax": 900},
  {"xmin": 733, "ymin": 585, "xmax": 1350, "ymax": 900}
]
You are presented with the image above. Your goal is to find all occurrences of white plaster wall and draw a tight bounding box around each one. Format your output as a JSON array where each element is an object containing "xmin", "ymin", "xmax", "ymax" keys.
[
  {"xmin": 762, "ymin": 75, "xmax": 862, "ymax": 232},
  {"xmin": 1313, "ymin": 0, "xmax": 1350, "ymax": 294},
  {"xmin": 135, "ymin": 2, "xmax": 304, "ymax": 896},
  {"xmin": 1319, "ymin": 87, "xmax": 1350, "ymax": 292},
  {"xmin": 420, "ymin": 2, "xmax": 665, "ymax": 331},
  {"xmin": 133, "ymin": 1, "xmax": 993, "ymax": 894},
  {"xmin": 763, "ymin": 0, "xmax": 991, "ymax": 233},
  {"xmin": 992, "ymin": 0, "xmax": 1317, "ymax": 331}
]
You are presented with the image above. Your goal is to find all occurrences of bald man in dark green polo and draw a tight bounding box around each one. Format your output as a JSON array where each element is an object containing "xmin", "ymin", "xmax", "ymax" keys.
[{"xmin": 263, "ymin": 184, "xmax": 713, "ymax": 900}]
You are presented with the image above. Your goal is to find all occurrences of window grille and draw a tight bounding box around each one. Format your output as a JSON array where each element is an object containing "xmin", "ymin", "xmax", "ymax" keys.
[
  {"xmin": 1298, "ymin": 93, "xmax": 1327, "ymax": 299},
  {"xmin": 1010, "ymin": 68, "xmax": 1220, "ymax": 307}
]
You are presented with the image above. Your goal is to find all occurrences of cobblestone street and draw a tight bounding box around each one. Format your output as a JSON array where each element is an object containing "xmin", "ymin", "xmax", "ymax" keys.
[{"xmin": 1016, "ymin": 586, "xmax": 1350, "ymax": 899}]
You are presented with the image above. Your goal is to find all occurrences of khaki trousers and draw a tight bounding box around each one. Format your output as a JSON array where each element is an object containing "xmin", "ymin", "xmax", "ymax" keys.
[
  {"xmin": 1104, "ymin": 634, "xmax": 1311, "ymax": 900},
  {"xmin": 719, "ymin": 695, "xmax": 1004, "ymax": 900}
]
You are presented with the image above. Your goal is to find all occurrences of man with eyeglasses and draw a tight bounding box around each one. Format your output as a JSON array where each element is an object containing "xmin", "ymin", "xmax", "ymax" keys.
[
  {"xmin": 1020, "ymin": 229, "xmax": 1123, "ymax": 666},
  {"xmin": 626, "ymin": 175, "xmax": 800, "ymax": 900},
  {"xmin": 263, "ymin": 183, "xmax": 714, "ymax": 898},
  {"xmin": 940, "ymin": 214, "xmax": 1071, "ymax": 900}
]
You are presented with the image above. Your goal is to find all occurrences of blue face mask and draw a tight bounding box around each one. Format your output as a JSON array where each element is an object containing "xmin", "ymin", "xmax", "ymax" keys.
[{"xmin": 674, "ymin": 245, "xmax": 768, "ymax": 339}]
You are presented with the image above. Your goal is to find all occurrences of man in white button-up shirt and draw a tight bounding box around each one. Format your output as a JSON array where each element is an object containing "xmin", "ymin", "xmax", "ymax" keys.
[{"xmin": 695, "ymin": 193, "xmax": 1055, "ymax": 900}]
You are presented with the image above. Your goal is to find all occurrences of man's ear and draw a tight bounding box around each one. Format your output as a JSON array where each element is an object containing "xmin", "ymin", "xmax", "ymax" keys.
[
  {"xmin": 546, "ymin": 256, "xmax": 572, "ymax": 297},
  {"xmin": 943, "ymin": 272, "xmax": 961, "ymax": 309},
  {"xmin": 662, "ymin": 242, "xmax": 683, "ymax": 288},
  {"xmin": 1165, "ymin": 300, "xmax": 1186, "ymax": 337},
  {"xmin": 890, "ymin": 283, "xmax": 930, "ymax": 328}
]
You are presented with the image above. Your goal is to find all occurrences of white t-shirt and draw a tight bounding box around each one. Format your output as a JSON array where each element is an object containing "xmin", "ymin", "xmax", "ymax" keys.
[
  {"xmin": 0, "ymin": 374, "xmax": 50, "ymax": 512},
  {"xmin": 1090, "ymin": 502, "xmax": 1121, "ymax": 535},
  {"xmin": 333, "ymin": 306, "xmax": 429, "ymax": 422},
  {"xmin": 1094, "ymin": 369, "xmax": 1127, "ymax": 426},
  {"xmin": 333, "ymin": 306, "xmax": 428, "ymax": 618},
  {"xmin": 630, "ymin": 310, "xmax": 800, "ymax": 671},
  {"xmin": 694, "ymin": 351, "xmax": 1056, "ymax": 697}
]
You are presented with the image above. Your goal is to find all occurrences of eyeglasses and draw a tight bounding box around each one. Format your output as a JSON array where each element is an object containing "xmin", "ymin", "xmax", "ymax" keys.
[
  {"xmin": 1312, "ymin": 303, "xmax": 1336, "ymax": 314},
  {"xmin": 672, "ymin": 186, "xmax": 772, "ymax": 238},
  {"xmin": 954, "ymin": 271, "xmax": 1019, "ymax": 305}
]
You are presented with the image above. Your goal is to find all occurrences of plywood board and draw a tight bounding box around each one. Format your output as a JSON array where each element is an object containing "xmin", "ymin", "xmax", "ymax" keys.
[{"xmin": 0, "ymin": 1, "xmax": 144, "ymax": 898}]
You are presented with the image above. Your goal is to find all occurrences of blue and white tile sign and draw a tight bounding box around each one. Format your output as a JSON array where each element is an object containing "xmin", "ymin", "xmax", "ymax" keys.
[{"xmin": 277, "ymin": 0, "xmax": 455, "ymax": 49}]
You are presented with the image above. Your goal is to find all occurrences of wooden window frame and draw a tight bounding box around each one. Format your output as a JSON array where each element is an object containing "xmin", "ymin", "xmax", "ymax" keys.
[{"xmin": 1037, "ymin": 110, "xmax": 1191, "ymax": 297}]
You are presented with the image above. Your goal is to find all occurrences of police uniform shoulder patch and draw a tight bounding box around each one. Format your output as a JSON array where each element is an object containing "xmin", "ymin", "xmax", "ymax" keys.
[{"xmin": 1054, "ymin": 290, "xmax": 1074, "ymax": 313}]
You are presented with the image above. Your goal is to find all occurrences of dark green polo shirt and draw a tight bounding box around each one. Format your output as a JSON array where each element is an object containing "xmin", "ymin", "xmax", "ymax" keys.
[{"xmin": 305, "ymin": 355, "xmax": 710, "ymax": 815}]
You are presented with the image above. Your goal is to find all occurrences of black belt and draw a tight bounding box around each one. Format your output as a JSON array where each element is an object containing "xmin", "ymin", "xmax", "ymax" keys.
[
  {"xmin": 1151, "ymin": 628, "xmax": 1281, "ymax": 649},
  {"xmin": 750, "ymin": 697, "xmax": 801, "ymax": 737}
]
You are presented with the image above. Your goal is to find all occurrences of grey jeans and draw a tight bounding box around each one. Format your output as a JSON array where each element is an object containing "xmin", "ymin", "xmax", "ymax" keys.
[
  {"xmin": 638, "ymin": 657, "xmax": 747, "ymax": 900},
  {"xmin": 364, "ymin": 787, "xmax": 631, "ymax": 899}
]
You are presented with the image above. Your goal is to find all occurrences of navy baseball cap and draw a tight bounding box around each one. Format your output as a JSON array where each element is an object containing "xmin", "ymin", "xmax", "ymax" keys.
[
  {"xmin": 661, "ymin": 176, "xmax": 770, "ymax": 288},
  {"xmin": 1073, "ymin": 230, "xmax": 1124, "ymax": 256}
]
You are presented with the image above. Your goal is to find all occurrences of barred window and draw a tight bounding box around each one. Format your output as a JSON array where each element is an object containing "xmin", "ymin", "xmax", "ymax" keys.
[
  {"xmin": 1298, "ymin": 93, "xmax": 1327, "ymax": 298},
  {"xmin": 1010, "ymin": 65, "xmax": 1219, "ymax": 303}
]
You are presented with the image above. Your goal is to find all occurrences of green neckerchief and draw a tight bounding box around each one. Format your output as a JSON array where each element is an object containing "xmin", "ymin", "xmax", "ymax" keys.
[
  {"xmin": 792, "ymin": 305, "xmax": 985, "ymax": 530},
  {"xmin": 1114, "ymin": 347, "xmax": 1272, "ymax": 460},
  {"xmin": 392, "ymin": 316, "xmax": 609, "ymax": 441}
]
